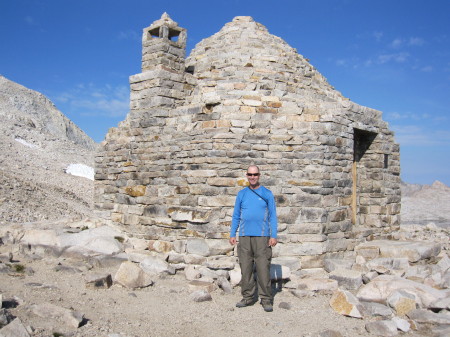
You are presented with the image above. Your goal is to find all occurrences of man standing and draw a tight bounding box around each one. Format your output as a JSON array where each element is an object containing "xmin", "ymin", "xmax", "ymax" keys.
[{"xmin": 229, "ymin": 165, "xmax": 278, "ymax": 312}]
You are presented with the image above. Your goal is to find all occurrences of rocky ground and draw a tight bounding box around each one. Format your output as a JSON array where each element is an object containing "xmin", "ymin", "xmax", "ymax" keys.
[{"xmin": 0, "ymin": 218, "xmax": 448, "ymax": 337}]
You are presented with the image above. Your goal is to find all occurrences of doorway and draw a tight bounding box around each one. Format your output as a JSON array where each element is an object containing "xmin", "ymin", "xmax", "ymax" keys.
[{"xmin": 352, "ymin": 128, "xmax": 377, "ymax": 225}]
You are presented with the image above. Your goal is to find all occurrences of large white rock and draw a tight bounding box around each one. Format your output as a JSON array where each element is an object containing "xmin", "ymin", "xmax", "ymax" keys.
[
  {"xmin": 356, "ymin": 240, "xmax": 441, "ymax": 263},
  {"xmin": 329, "ymin": 288, "xmax": 364, "ymax": 318},
  {"xmin": 323, "ymin": 258, "xmax": 353, "ymax": 273},
  {"xmin": 114, "ymin": 261, "xmax": 154, "ymax": 289},
  {"xmin": 386, "ymin": 290, "xmax": 417, "ymax": 316},
  {"xmin": 186, "ymin": 238, "xmax": 210, "ymax": 256},
  {"xmin": 20, "ymin": 229, "xmax": 60, "ymax": 247},
  {"xmin": 407, "ymin": 309, "xmax": 450, "ymax": 325},
  {"xmin": 229, "ymin": 267, "xmax": 241, "ymax": 286},
  {"xmin": 139, "ymin": 256, "xmax": 174, "ymax": 275},
  {"xmin": 204, "ymin": 256, "xmax": 236, "ymax": 270},
  {"xmin": 0, "ymin": 318, "xmax": 31, "ymax": 337},
  {"xmin": 59, "ymin": 226, "xmax": 123, "ymax": 248},
  {"xmin": 82, "ymin": 236, "xmax": 123, "ymax": 255},
  {"xmin": 272, "ymin": 256, "xmax": 301, "ymax": 272},
  {"xmin": 329, "ymin": 269, "xmax": 363, "ymax": 290},
  {"xmin": 357, "ymin": 275, "xmax": 447, "ymax": 308},
  {"xmin": 205, "ymin": 239, "xmax": 234, "ymax": 256},
  {"xmin": 28, "ymin": 302, "xmax": 84, "ymax": 329},
  {"xmin": 366, "ymin": 257, "xmax": 410, "ymax": 272},
  {"xmin": 294, "ymin": 277, "xmax": 338, "ymax": 293},
  {"xmin": 365, "ymin": 320, "xmax": 398, "ymax": 336}
]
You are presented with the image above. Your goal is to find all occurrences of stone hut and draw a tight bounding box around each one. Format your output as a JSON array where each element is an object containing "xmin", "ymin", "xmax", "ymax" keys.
[{"xmin": 94, "ymin": 14, "xmax": 401, "ymax": 269}]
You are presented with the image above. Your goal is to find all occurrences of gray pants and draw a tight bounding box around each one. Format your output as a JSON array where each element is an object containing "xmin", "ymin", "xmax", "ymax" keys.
[{"xmin": 237, "ymin": 236, "xmax": 272, "ymax": 302}]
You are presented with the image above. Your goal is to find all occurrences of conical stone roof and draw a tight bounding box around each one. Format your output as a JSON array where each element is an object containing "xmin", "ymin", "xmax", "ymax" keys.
[{"xmin": 186, "ymin": 16, "xmax": 343, "ymax": 106}]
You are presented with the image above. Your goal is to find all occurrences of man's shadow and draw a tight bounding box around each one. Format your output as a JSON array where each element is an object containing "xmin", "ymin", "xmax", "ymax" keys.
[
  {"xmin": 250, "ymin": 263, "xmax": 286, "ymax": 301},
  {"xmin": 270, "ymin": 264, "xmax": 285, "ymax": 297}
]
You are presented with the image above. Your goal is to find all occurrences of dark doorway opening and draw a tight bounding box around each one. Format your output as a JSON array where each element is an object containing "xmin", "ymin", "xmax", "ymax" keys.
[{"xmin": 352, "ymin": 128, "xmax": 377, "ymax": 224}]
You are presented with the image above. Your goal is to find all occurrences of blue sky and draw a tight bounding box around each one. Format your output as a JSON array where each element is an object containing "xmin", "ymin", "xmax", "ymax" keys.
[{"xmin": 1, "ymin": 0, "xmax": 449, "ymax": 185}]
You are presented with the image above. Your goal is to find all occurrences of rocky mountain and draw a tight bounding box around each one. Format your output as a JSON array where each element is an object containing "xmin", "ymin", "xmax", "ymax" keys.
[
  {"xmin": 0, "ymin": 75, "xmax": 96, "ymax": 150},
  {"xmin": 0, "ymin": 75, "xmax": 96, "ymax": 224},
  {"xmin": 401, "ymin": 180, "xmax": 450, "ymax": 228}
]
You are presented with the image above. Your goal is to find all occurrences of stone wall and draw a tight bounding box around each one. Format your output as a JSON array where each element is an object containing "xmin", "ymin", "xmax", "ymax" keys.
[{"xmin": 94, "ymin": 14, "xmax": 401, "ymax": 270}]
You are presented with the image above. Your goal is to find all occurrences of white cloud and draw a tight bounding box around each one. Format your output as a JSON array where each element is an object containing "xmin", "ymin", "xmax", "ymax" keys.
[
  {"xmin": 373, "ymin": 31, "xmax": 383, "ymax": 42},
  {"xmin": 24, "ymin": 16, "xmax": 35, "ymax": 25},
  {"xmin": 54, "ymin": 83, "xmax": 129, "ymax": 118},
  {"xmin": 377, "ymin": 52, "xmax": 409, "ymax": 64},
  {"xmin": 408, "ymin": 37, "xmax": 425, "ymax": 46},
  {"xmin": 420, "ymin": 65, "xmax": 433, "ymax": 72},
  {"xmin": 390, "ymin": 38, "xmax": 403, "ymax": 49},
  {"xmin": 391, "ymin": 124, "xmax": 450, "ymax": 146}
]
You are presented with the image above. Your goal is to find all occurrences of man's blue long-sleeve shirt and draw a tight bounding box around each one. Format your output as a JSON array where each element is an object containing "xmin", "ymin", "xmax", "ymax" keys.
[{"xmin": 230, "ymin": 186, "xmax": 278, "ymax": 238}]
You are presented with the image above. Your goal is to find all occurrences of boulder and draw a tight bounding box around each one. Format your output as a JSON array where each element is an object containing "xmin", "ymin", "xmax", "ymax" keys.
[
  {"xmin": 28, "ymin": 302, "xmax": 84, "ymax": 329},
  {"xmin": 272, "ymin": 256, "xmax": 301, "ymax": 272},
  {"xmin": 356, "ymin": 240, "xmax": 441, "ymax": 263},
  {"xmin": 114, "ymin": 261, "xmax": 154, "ymax": 289},
  {"xmin": 366, "ymin": 257, "xmax": 409, "ymax": 273},
  {"xmin": 324, "ymin": 258, "xmax": 353, "ymax": 273},
  {"xmin": 186, "ymin": 239, "xmax": 210, "ymax": 256},
  {"xmin": 357, "ymin": 275, "xmax": 447, "ymax": 308},
  {"xmin": 204, "ymin": 256, "xmax": 236, "ymax": 270},
  {"xmin": 430, "ymin": 296, "xmax": 450, "ymax": 310},
  {"xmin": 295, "ymin": 278, "xmax": 338, "ymax": 293},
  {"xmin": 329, "ymin": 269, "xmax": 363, "ymax": 290},
  {"xmin": 406, "ymin": 309, "xmax": 450, "ymax": 325},
  {"xmin": 329, "ymin": 288, "xmax": 364, "ymax": 318},
  {"xmin": 0, "ymin": 318, "xmax": 31, "ymax": 337},
  {"xmin": 386, "ymin": 290, "xmax": 417, "ymax": 316},
  {"xmin": 139, "ymin": 256, "xmax": 175, "ymax": 275},
  {"xmin": 360, "ymin": 301, "xmax": 393, "ymax": 318},
  {"xmin": 229, "ymin": 267, "xmax": 241, "ymax": 286},
  {"xmin": 365, "ymin": 320, "xmax": 398, "ymax": 336}
]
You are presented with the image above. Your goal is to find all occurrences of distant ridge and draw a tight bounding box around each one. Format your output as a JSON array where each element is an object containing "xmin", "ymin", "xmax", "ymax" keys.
[
  {"xmin": 0, "ymin": 75, "xmax": 96, "ymax": 150},
  {"xmin": 0, "ymin": 75, "xmax": 95, "ymax": 224}
]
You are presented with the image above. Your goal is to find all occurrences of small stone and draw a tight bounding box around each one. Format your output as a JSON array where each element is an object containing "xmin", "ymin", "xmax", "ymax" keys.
[
  {"xmin": 318, "ymin": 330, "xmax": 344, "ymax": 337},
  {"xmin": 190, "ymin": 290, "xmax": 212, "ymax": 302},
  {"xmin": 188, "ymin": 280, "xmax": 217, "ymax": 293},
  {"xmin": 278, "ymin": 302, "xmax": 291, "ymax": 310},
  {"xmin": 217, "ymin": 276, "xmax": 232, "ymax": 294}
]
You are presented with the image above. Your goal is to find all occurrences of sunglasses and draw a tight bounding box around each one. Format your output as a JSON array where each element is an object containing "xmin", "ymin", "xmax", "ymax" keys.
[{"xmin": 246, "ymin": 173, "xmax": 260, "ymax": 177}]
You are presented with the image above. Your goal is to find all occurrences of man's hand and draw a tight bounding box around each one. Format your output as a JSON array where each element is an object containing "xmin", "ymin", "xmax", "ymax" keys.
[
  {"xmin": 268, "ymin": 238, "xmax": 277, "ymax": 247},
  {"xmin": 229, "ymin": 237, "xmax": 237, "ymax": 245}
]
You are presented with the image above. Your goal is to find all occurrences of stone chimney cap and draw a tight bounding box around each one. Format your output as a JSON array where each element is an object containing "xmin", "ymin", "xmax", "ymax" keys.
[{"xmin": 148, "ymin": 12, "xmax": 180, "ymax": 29}]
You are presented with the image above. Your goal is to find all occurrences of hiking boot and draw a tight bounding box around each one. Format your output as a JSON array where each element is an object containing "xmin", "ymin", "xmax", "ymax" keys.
[
  {"xmin": 261, "ymin": 300, "xmax": 273, "ymax": 312},
  {"xmin": 236, "ymin": 298, "xmax": 256, "ymax": 308}
]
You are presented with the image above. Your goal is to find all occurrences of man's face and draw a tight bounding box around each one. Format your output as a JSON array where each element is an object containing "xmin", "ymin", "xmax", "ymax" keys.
[{"xmin": 246, "ymin": 167, "xmax": 260, "ymax": 187}]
